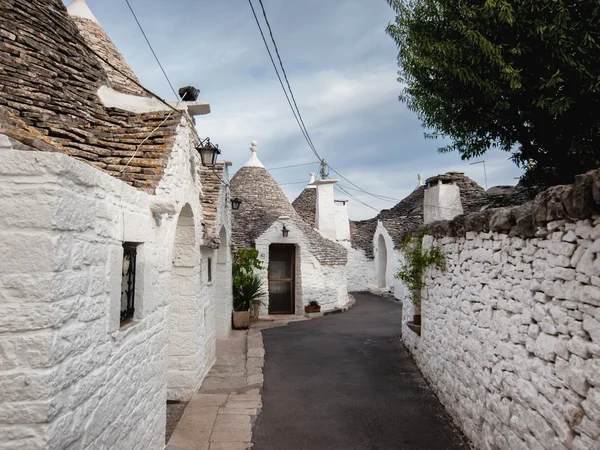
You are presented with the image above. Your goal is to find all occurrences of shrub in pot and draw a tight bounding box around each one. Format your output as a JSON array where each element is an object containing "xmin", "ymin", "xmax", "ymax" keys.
[
  {"xmin": 232, "ymin": 249, "xmax": 265, "ymax": 329},
  {"xmin": 304, "ymin": 300, "xmax": 321, "ymax": 313}
]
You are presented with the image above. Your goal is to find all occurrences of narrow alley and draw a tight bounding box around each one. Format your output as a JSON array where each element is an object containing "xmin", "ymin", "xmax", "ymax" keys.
[{"xmin": 251, "ymin": 292, "xmax": 470, "ymax": 450}]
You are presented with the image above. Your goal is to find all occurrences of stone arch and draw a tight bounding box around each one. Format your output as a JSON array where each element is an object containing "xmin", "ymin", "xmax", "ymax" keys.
[
  {"xmin": 168, "ymin": 204, "xmax": 202, "ymax": 401},
  {"xmin": 215, "ymin": 226, "xmax": 232, "ymax": 338},
  {"xmin": 377, "ymin": 234, "xmax": 387, "ymax": 288}
]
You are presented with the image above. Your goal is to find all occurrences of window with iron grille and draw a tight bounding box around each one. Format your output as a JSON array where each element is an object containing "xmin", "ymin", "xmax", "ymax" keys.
[
  {"xmin": 121, "ymin": 243, "xmax": 138, "ymax": 323},
  {"xmin": 207, "ymin": 257, "xmax": 212, "ymax": 283}
]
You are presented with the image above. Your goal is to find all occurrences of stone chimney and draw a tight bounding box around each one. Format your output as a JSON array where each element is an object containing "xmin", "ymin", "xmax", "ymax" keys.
[
  {"xmin": 314, "ymin": 179, "xmax": 339, "ymax": 240},
  {"xmin": 423, "ymin": 173, "xmax": 464, "ymax": 224}
]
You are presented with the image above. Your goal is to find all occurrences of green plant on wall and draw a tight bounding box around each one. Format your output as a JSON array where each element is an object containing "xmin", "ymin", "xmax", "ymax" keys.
[
  {"xmin": 395, "ymin": 233, "xmax": 446, "ymax": 308},
  {"xmin": 232, "ymin": 248, "xmax": 266, "ymax": 312}
]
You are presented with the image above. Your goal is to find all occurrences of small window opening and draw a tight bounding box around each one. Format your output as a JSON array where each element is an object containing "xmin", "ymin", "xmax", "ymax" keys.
[
  {"xmin": 121, "ymin": 243, "xmax": 138, "ymax": 323},
  {"xmin": 207, "ymin": 257, "xmax": 212, "ymax": 283}
]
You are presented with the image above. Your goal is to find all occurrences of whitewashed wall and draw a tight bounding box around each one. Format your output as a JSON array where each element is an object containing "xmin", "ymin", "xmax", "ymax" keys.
[
  {"xmin": 0, "ymin": 121, "xmax": 229, "ymax": 449},
  {"xmin": 254, "ymin": 218, "xmax": 348, "ymax": 315},
  {"xmin": 344, "ymin": 244, "xmax": 376, "ymax": 292},
  {"xmin": 373, "ymin": 222, "xmax": 399, "ymax": 291},
  {"xmin": 403, "ymin": 219, "xmax": 600, "ymax": 450}
]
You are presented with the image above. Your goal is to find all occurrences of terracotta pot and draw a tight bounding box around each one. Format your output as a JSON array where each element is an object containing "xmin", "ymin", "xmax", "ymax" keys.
[
  {"xmin": 304, "ymin": 305, "xmax": 321, "ymax": 313},
  {"xmin": 232, "ymin": 311, "xmax": 250, "ymax": 329}
]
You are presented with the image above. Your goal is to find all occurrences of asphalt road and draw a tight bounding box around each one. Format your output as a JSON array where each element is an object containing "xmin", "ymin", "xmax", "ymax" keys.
[{"xmin": 251, "ymin": 292, "xmax": 470, "ymax": 450}]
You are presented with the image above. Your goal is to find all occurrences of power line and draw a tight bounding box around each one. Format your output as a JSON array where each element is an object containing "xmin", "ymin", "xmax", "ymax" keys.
[
  {"xmin": 267, "ymin": 161, "xmax": 321, "ymax": 171},
  {"xmin": 338, "ymin": 183, "xmax": 401, "ymax": 202},
  {"xmin": 279, "ymin": 180, "xmax": 310, "ymax": 186},
  {"xmin": 124, "ymin": 0, "xmax": 179, "ymax": 100},
  {"xmin": 248, "ymin": 1, "xmax": 405, "ymax": 204},
  {"xmin": 256, "ymin": 0, "xmax": 321, "ymax": 161},
  {"xmin": 247, "ymin": 0, "xmax": 318, "ymax": 161},
  {"xmin": 334, "ymin": 185, "xmax": 380, "ymax": 212}
]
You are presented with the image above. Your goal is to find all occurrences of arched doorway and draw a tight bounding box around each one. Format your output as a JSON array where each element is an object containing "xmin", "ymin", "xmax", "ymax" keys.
[
  {"xmin": 215, "ymin": 227, "xmax": 232, "ymax": 338},
  {"xmin": 168, "ymin": 204, "xmax": 202, "ymax": 401},
  {"xmin": 377, "ymin": 234, "xmax": 387, "ymax": 288}
]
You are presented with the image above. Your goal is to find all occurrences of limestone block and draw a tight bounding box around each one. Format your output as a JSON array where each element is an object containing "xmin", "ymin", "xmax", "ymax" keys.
[
  {"xmin": 534, "ymin": 333, "xmax": 558, "ymax": 361},
  {"xmin": 583, "ymin": 316, "xmax": 600, "ymax": 343}
]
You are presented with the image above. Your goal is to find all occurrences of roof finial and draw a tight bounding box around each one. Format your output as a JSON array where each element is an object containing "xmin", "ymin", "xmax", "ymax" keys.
[
  {"xmin": 418, "ymin": 173, "xmax": 424, "ymax": 185},
  {"xmin": 309, "ymin": 173, "xmax": 316, "ymax": 184},
  {"xmin": 242, "ymin": 140, "xmax": 264, "ymax": 168},
  {"xmin": 67, "ymin": 0, "xmax": 100, "ymax": 24}
]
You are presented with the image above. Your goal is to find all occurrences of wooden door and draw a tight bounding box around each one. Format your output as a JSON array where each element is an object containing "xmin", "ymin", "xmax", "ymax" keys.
[{"xmin": 268, "ymin": 244, "xmax": 295, "ymax": 314}]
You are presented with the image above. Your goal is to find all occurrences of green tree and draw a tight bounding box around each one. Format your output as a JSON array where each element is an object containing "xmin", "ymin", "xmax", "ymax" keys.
[{"xmin": 386, "ymin": 0, "xmax": 600, "ymax": 186}]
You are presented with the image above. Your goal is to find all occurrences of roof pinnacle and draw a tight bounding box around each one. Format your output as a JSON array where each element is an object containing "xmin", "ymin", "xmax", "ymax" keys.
[
  {"xmin": 67, "ymin": 0, "xmax": 100, "ymax": 24},
  {"xmin": 242, "ymin": 140, "xmax": 264, "ymax": 168}
]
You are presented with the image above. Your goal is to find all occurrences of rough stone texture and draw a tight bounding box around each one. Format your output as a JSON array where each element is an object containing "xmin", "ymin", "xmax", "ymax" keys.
[
  {"xmin": 351, "ymin": 173, "xmax": 494, "ymax": 260},
  {"xmin": 0, "ymin": 126, "xmax": 231, "ymax": 448},
  {"xmin": 200, "ymin": 162, "xmax": 229, "ymax": 249},
  {"xmin": 0, "ymin": 0, "xmax": 180, "ymax": 192},
  {"xmin": 291, "ymin": 186, "xmax": 316, "ymax": 228},
  {"xmin": 69, "ymin": 15, "xmax": 146, "ymax": 96},
  {"xmin": 230, "ymin": 166, "xmax": 346, "ymax": 265},
  {"xmin": 401, "ymin": 195, "xmax": 600, "ymax": 449}
]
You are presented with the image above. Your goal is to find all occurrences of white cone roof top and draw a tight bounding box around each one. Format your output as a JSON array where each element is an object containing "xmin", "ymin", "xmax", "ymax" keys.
[
  {"xmin": 242, "ymin": 141, "xmax": 265, "ymax": 168},
  {"xmin": 67, "ymin": 0, "xmax": 100, "ymax": 24}
]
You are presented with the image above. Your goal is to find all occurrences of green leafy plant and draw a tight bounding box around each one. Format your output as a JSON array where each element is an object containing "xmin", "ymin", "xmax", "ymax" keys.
[
  {"xmin": 395, "ymin": 233, "xmax": 446, "ymax": 308},
  {"xmin": 386, "ymin": 0, "xmax": 600, "ymax": 186},
  {"xmin": 308, "ymin": 300, "xmax": 320, "ymax": 307},
  {"xmin": 232, "ymin": 248, "xmax": 265, "ymax": 312}
]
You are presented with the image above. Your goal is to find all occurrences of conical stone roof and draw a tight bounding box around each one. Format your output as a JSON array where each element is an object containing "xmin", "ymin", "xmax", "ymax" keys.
[
  {"xmin": 68, "ymin": 0, "xmax": 146, "ymax": 96},
  {"xmin": 292, "ymin": 184, "xmax": 317, "ymax": 228},
  {"xmin": 231, "ymin": 146, "xmax": 346, "ymax": 265}
]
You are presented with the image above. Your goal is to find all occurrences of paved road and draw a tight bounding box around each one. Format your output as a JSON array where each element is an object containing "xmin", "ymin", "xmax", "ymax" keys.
[{"xmin": 252, "ymin": 292, "xmax": 469, "ymax": 450}]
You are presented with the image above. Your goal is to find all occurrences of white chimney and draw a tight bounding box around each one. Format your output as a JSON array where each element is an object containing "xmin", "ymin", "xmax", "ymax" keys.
[
  {"xmin": 314, "ymin": 179, "xmax": 339, "ymax": 240},
  {"xmin": 423, "ymin": 174, "xmax": 464, "ymax": 224}
]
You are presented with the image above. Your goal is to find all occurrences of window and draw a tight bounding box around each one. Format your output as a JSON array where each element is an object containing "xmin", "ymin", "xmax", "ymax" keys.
[
  {"xmin": 121, "ymin": 243, "xmax": 138, "ymax": 323},
  {"xmin": 207, "ymin": 257, "xmax": 212, "ymax": 283}
]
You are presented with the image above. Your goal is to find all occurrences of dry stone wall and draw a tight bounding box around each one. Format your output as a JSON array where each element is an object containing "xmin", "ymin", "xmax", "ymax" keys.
[{"xmin": 402, "ymin": 169, "xmax": 600, "ymax": 450}]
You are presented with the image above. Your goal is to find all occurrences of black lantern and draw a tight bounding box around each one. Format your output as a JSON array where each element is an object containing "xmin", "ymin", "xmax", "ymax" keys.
[
  {"xmin": 231, "ymin": 197, "xmax": 242, "ymax": 210},
  {"xmin": 196, "ymin": 138, "xmax": 221, "ymax": 167},
  {"xmin": 282, "ymin": 224, "xmax": 289, "ymax": 238}
]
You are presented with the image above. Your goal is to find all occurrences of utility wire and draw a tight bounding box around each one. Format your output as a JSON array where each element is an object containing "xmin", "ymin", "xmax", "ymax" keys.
[
  {"xmin": 338, "ymin": 183, "xmax": 401, "ymax": 202},
  {"xmin": 335, "ymin": 185, "xmax": 380, "ymax": 212},
  {"xmin": 256, "ymin": 0, "xmax": 321, "ymax": 160},
  {"xmin": 279, "ymin": 180, "xmax": 310, "ymax": 186},
  {"xmin": 124, "ymin": 0, "xmax": 179, "ymax": 100},
  {"xmin": 247, "ymin": 0, "xmax": 317, "ymax": 160},
  {"xmin": 267, "ymin": 161, "xmax": 321, "ymax": 171},
  {"xmin": 248, "ymin": 0, "xmax": 402, "ymax": 206}
]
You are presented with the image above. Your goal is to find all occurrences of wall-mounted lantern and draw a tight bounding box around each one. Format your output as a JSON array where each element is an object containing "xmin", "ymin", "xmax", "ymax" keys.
[
  {"xmin": 282, "ymin": 224, "xmax": 289, "ymax": 238},
  {"xmin": 196, "ymin": 137, "xmax": 221, "ymax": 167},
  {"xmin": 231, "ymin": 197, "xmax": 242, "ymax": 210}
]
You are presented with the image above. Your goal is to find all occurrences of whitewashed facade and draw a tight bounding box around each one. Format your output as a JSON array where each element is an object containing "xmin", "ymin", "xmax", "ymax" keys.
[{"xmin": 0, "ymin": 1, "xmax": 232, "ymax": 448}]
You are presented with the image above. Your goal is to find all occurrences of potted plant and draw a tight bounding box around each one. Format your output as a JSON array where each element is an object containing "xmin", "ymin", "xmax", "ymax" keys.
[
  {"xmin": 304, "ymin": 300, "xmax": 321, "ymax": 314},
  {"xmin": 395, "ymin": 233, "xmax": 445, "ymax": 335},
  {"xmin": 232, "ymin": 249, "xmax": 265, "ymax": 329}
]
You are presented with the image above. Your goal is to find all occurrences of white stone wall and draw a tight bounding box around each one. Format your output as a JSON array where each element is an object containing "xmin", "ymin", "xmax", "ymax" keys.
[
  {"xmin": 373, "ymin": 222, "xmax": 399, "ymax": 291},
  {"xmin": 254, "ymin": 219, "xmax": 348, "ymax": 314},
  {"xmin": 403, "ymin": 219, "xmax": 600, "ymax": 450},
  {"xmin": 0, "ymin": 122, "xmax": 230, "ymax": 448},
  {"xmin": 344, "ymin": 245, "xmax": 376, "ymax": 292}
]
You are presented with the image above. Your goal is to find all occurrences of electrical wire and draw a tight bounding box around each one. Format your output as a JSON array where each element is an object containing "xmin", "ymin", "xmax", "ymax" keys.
[
  {"xmin": 267, "ymin": 161, "xmax": 321, "ymax": 171},
  {"xmin": 279, "ymin": 181, "xmax": 310, "ymax": 186},
  {"xmin": 337, "ymin": 183, "xmax": 401, "ymax": 202},
  {"xmin": 247, "ymin": 0, "xmax": 317, "ymax": 160},
  {"xmin": 124, "ymin": 0, "xmax": 179, "ymax": 100},
  {"xmin": 256, "ymin": 0, "xmax": 321, "ymax": 161},
  {"xmin": 334, "ymin": 185, "xmax": 380, "ymax": 212}
]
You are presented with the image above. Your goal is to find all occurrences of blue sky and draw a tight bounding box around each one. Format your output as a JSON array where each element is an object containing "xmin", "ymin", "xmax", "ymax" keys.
[{"xmin": 64, "ymin": 0, "xmax": 523, "ymax": 220}]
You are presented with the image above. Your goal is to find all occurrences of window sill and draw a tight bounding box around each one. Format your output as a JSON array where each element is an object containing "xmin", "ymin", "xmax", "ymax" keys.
[{"xmin": 119, "ymin": 319, "xmax": 140, "ymax": 332}]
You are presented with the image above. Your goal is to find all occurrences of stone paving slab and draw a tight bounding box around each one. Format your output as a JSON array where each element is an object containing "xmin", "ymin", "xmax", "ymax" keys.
[{"xmin": 167, "ymin": 313, "xmax": 334, "ymax": 450}]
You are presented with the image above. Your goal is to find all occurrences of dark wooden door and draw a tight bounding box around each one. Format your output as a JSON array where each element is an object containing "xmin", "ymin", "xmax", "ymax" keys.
[{"xmin": 268, "ymin": 244, "xmax": 295, "ymax": 314}]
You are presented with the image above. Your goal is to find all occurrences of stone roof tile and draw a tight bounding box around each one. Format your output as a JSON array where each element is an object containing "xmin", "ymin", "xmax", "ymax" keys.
[
  {"xmin": 291, "ymin": 187, "xmax": 316, "ymax": 227},
  {"xmin": 231, "ymin": 166, "xmax": 347, "ymax": 265},
  {"xmin": 0, "ymin": 0, "xmax": 181, "ymax": 193},
  {"xmin": 200, "ymin": 162, "xmax": 227, "ymax": 248}
]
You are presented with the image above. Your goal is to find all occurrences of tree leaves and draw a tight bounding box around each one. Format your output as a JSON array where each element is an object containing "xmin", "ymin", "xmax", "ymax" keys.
[{"xmin": 386, "ymin": 0, "xmax": 600, "ymax": 186}]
